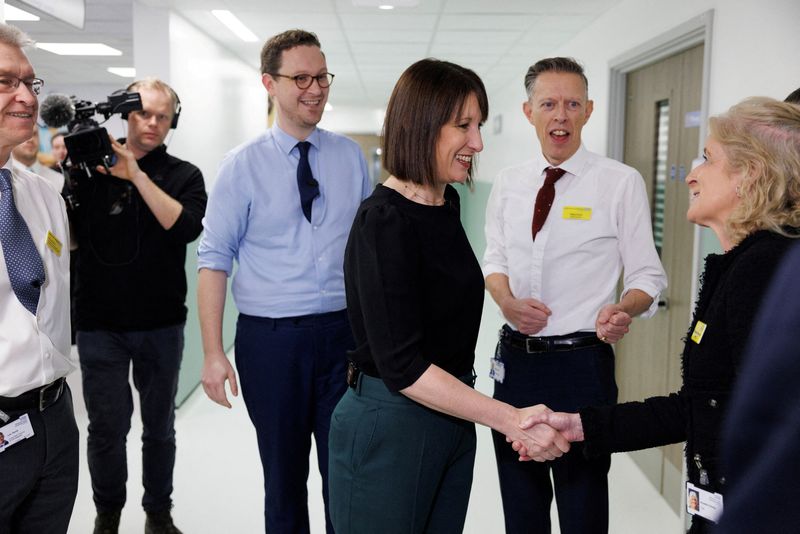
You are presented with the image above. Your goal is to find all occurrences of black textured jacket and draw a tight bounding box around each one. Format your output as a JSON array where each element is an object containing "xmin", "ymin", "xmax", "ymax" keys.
[
  {"xmin": 579, "ymin": 231, "xmax": 795, "ymax": 525},
  {"xmin": 71, "ymin": 142, "xmax": 207, "ymax": 331}
]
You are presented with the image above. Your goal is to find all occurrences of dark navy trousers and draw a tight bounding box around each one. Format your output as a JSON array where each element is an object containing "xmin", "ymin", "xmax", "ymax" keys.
[
  {"xmin": 235, "ymin": 310, "xmax": 351, "ymax": 534},
  {"xmin": 492, "ymin": 334, "xmax": 618, "ymax": 534},
  {"xmin": 0, "ymin": 385, "xmax": 79, "ymax": 533}
]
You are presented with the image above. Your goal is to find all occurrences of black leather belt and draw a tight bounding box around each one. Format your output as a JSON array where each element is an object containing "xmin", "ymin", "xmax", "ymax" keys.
[
  {"xmin": 500, "ymin": 326, "xmax": 604, "ymax": 354},
  {"xmin": 346, "ymin": 361, "xmax": 476, "ymax": 390},
  {"xmin": 0, "ymin": 377, "xmax": 66, "ymax": 412},
  {"xmin": 240, "ymin": 310, "xmax": 347, "ymax": 327}
]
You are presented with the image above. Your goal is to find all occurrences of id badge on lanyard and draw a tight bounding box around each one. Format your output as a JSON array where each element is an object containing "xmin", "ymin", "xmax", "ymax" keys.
[{"xmin": 686, "ymin": 481, "xmax": 724, "ymax": 523}]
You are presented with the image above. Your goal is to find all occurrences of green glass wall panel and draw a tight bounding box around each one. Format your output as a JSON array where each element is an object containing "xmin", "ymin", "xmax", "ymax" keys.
[
  {"xmin": 454, "ymin": 181, "xmax": 492, "ymax": 260},
  {"xmin": 177, "ymin": 241, "xmax": 237, "ymax": 407}
]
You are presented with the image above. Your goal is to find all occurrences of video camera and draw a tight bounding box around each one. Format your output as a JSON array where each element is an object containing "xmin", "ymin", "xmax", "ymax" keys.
[{"xmin": 40, "ymin": 90, "xmax": 142, "ymax": 174}]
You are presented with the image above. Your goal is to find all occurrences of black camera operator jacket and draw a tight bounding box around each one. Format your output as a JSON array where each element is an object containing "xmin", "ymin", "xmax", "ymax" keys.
[{"xmin": 70, "ymin": 140, "xmax": 207, "ymax": 332}]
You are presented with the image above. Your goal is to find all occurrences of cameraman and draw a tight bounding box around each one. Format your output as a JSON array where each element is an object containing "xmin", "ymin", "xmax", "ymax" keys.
[{"xmin": 69, "ymin": 78, "xmax": 206, "ymax": 534}]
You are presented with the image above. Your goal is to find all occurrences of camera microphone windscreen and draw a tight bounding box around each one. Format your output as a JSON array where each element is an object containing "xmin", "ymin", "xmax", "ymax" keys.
[{"xmin": 40, "ymin": 93, "xmax": 75, "ymax": 128}]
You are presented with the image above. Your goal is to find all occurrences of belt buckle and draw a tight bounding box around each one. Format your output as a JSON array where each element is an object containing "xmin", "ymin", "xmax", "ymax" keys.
[
  {"xmin": 525, "ymin": 337, "xmax": 541, "ymax": 354},
  {"xmin": 346, "ymin": 361, "xmax": 360, "ymax": 389},
  {"xmin": 38, "ymin": 378, "xmax": 64, "ymax": 411}
]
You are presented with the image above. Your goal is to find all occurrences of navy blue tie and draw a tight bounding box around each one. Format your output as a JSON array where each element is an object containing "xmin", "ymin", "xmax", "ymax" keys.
[
  {"xmin": 296, "ymin": 141, "xmax": 319, "ymax": 222},
  {"xmin": 0, "ymin": 168, "xmax": 45, "ymax": 315}
]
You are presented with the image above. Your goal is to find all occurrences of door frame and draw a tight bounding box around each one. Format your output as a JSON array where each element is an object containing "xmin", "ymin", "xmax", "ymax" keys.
[
  {"xmin": 607, "ymin": 9, "xmax": 714, "ymax": 306},
  {"xmin": 605, "ymin": 10, "xmax": 714, "ymax": 525}
]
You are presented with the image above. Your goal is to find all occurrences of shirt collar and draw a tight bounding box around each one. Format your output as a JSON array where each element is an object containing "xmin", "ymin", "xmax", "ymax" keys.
[
  {"xmin": 272, "ymin": 123, "xmax": 320, "ymax": 156},
  {"xmin": 7, "ymin": 156, "xmax": 24, "ymax": 174},
  {"xmin": 533, "ymin": 144, "xmax": 590, "ymax": 178}
]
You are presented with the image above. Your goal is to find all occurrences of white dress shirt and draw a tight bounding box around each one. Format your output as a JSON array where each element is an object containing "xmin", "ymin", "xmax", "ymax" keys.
[
  {"xmin": 0, "ymin": 163, "xmax": 74, "ymax": 397},
  {"xmin": 483, "ymin": 145, "xmax": 667, "ymax": 336}
]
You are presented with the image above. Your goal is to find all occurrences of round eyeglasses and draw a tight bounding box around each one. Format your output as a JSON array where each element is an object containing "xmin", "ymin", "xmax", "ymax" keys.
[{"xmin": 271, "ymin": 72, "xmax": 335, "ymax": 90}]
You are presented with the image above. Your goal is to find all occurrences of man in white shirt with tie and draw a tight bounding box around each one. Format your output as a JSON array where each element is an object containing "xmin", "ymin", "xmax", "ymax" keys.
[
  {"xmin": 0, "ymin": 23, "xmax": 78, "ymax": 534},
  {"xmin": 483, "ymin": 57, "xmax": 667, "ymax": 534}
]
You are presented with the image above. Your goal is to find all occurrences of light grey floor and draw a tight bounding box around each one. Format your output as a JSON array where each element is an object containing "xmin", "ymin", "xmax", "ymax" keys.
[{"xmin": 66, "ymin": 296, "xmax": 683, "ymax": 533}]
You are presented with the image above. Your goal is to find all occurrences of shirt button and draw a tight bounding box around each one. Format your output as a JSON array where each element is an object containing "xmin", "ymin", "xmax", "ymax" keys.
[
  {"xmin": 321, "ymin": 289, "xmax": 327, "ymax": 294},
  {"xmin": 313, "ymin": 226, "xmax": 318, "ymax": 230},
  {"xmin": 708, "ymin": 399, "xmax": 718, "ymax": 408},
  {"xmin": 45, "ymin": 352, "xmax": 51, "ymax": 359}
]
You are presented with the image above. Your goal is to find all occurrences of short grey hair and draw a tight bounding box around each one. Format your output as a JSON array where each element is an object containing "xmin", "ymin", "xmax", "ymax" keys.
[
  {"xmin": 0, "ymin": 23, "xmax": 33, "ymax": 49},
  {"xmin": 524, "ymin": 57, "xmax": 588, "ymax": 99}
]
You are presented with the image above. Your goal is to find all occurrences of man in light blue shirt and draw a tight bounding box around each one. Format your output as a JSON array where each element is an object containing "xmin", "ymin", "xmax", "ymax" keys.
[{"xmin": 197, "ymin": 29, "xmax": 370, "ymax": 534}]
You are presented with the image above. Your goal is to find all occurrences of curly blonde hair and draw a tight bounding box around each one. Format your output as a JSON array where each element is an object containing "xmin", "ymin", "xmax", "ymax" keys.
[{"xmin": 710, "ymin": 97, "xmax": 800, "ymax": 244}]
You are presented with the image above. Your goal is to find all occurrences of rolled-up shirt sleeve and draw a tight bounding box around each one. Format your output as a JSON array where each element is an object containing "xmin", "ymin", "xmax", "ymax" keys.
[
  {"xmin": 348, "ymin": 202, "xmax": 430, "ymax": 392},
  {"xmin": 616, "ymin": 170, "xmax": 668, "ymax": 317},
  {"xmin": 197, "ymin": 155, "xmax": 250, "ymax": 276},
  {"xmin": 482, "ymin": 174, "xmax": 509, "ymax": 278}
]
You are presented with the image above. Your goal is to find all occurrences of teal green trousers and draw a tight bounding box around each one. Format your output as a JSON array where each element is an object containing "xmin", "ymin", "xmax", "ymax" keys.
[{"xmin": 328, "ymin": 373, "xmax": 476, "ymax": 534}]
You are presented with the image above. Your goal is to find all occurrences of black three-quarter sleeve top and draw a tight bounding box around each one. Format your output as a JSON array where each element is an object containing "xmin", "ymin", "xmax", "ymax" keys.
[{"xmin": 344, "ymin": 183, "xmax": 485, "ymax": 393}]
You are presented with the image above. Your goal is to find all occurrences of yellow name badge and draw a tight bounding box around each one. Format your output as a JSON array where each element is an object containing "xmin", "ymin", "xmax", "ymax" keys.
[
  {"xmin": 46, "ymin": 231, "xmax": 63, "ymax": 257},
  {"xmin": 691, "ymin": 321, "xmax": 707, "ymax": 344},
  {"xmin": 562, "ymin": 206, "xmax": 592, "ymax": 220}
]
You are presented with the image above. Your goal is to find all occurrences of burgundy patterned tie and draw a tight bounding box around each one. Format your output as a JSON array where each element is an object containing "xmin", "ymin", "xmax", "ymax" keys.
[{"xmin": 531, "ymin": 166, "xmax": 566, "ymax": 241}]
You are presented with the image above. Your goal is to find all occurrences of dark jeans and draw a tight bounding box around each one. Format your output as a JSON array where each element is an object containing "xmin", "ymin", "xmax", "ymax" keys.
[
  {"xmin": 0, "ymin": 385, "xmax": 79, "ymax": 534},
  {"xmin": 235, "ymin": 311, "xmax": 351, "ymax": 534},
  {"xmin": 492, "ymin": 334, "xmax": 618, "ymax": 534},
  {"xmin": 77, "ymin": 325, "xmax": 184, "ymax": 514}
]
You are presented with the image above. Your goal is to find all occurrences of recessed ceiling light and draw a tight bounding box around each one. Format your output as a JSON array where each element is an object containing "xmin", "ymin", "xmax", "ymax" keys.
[
  {"xmin": 379, "ymin": 5, "xmax": 395, "ymax": 9},
  {"xmin": 352, "ymin": 0, "xmax": 418, "ymax": 6},
  {"xmin": 4, "ymin": 4, "xmax": 40, "ymax": 21},
  {"xmin": 36, "ymin": 43, "xmax": 122, "ymax": 56},
  {"xmin": 211, "ymin": 10, "xmax": 259, "ymax": 42},
  {"xmin": 107, "ymin": 67, "xmax": 136, "ymax": 78}
]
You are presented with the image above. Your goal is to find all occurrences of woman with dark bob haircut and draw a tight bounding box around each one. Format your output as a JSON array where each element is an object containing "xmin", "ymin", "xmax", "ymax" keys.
[
  {"xmin": 327, "ymin": 58, "xmax": 570, "ymax": 533},
  {"xmin": 516, "ymin": 97, "xmax": 800, "ymax": 533}
]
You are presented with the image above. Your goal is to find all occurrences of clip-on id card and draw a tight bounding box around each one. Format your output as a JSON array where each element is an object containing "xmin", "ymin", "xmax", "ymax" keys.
[
  {"xmin": 0, "ymin": 414, "xmax": 35, "ymax": 453},
  {"xmin": 686, "ymin": 481, "xmax": 723, "ymax": 523}
]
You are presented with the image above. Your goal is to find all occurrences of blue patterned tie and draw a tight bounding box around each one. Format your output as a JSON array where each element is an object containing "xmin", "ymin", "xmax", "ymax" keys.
[
  {"xmin": 0, "ymin": 168, "xmax": 45, "ymax": 315},
  {"xmin": 296, "ymin": 141, "xmax": 319, "ymax": 222}
]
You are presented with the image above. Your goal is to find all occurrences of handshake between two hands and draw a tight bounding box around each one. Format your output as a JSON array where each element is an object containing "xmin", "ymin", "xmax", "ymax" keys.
[{"xmin": 505, "ymin": 405, "xmax": 585, "ymax": 462}]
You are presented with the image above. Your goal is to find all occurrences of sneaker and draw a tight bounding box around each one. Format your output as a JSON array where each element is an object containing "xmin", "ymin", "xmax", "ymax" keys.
[
  {"xmin": 145, "ymin": 509, "xmax": 183, "ymax": 534},
  {"xmin": 93, "ymin": 510, "xmax": 121, "ymax": 534}
]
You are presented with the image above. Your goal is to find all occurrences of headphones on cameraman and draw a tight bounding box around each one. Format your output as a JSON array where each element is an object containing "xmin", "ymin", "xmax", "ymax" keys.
[{"xmin": 121, "ymin": 81, "xmax": 182, "ymax": 129}]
